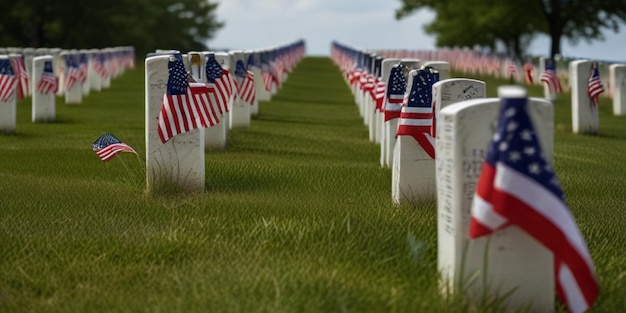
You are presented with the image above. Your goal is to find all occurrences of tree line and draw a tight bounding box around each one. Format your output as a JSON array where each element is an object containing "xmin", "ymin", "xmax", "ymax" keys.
[
  {"xmin": 396, "ymin": 0, "xmax": 626, "ymax": 61},
  {"xmin": 0, "ymin": 0, "xmax": 223, "ymax": 57}
]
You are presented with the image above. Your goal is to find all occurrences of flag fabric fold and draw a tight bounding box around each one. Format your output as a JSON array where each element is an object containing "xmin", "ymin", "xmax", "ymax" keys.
[
  {"xmin": 157, "ymin": 54, "xmax": 221, "ymax": 143},
  {"xmin": 383, "ymin": 64, "xmax": 407, "ymax": 122},
  {"xmin": 36, "ymin": 60, "xmax": 59, "ymax": 95},
  {"xmin": 540, "ymin": 63, "xmax": 563, "ymax": 94},
  {"xmin": 234, "ymin": 60, "xmax": 256, "ymax": 105},
  {"xmin": 12, "ymin": 56, "xmax": 29, "ymax": 99},
  {"xmin": 395, "ymin": 68, "xmax": 439, "ymax": 159},
  {"xmin": 587, "ymin": 64, "xmax": 604, "ymax": 109},
  {"xmin": 0, "ymin": 58, "xmax": 17, "ymax": 102},
  {"xmin": 92, "ymin": 133, "xmax": 136, "ymax": 162},
  {"xmin": 205, "ymin": 55, "xmax": 232, "ymax": 115},
  {"xmin": 469, "ymin": 92, "xmax": 599, "ymax": 313}
]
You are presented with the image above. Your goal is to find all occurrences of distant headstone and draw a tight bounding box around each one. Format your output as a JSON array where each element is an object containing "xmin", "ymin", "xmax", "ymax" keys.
[
  {"xmin": 570, "ymin": 60, "xmax": 599, "ymax": 134},
  {"xmin": 379, "ymin": 58, "xmax": 400, "ymax": 168},
  {"xmin": 422, "ymin": 61, "xmax": 451, "ymax": 80},
  {"xmin": 145, "ymin": 53, "xmax": 205, "ymax": 193},
  {"xmin": 229, "ymin": 51, "xmax": 252, "ymax": 129},
  {"xmin": 612, "ymin": 64, "xmax": 626, "ymax": 116},
  {"xmin": 437, "ymin": 86, "xmax": 554, "ymax": 312},
  {"xmin": 61, "ymin": 51, "xmax": 82, "ymax": 105},
  {"xmin": 0, "ymin": 56, "xmax": 17, "ymax": 133},
  {"xmin": 31, "ymin": 56, "xmax": 57, "ymax": 123}
]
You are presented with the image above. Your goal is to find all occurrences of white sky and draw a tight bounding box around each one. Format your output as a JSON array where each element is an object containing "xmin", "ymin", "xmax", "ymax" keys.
[{"xmin": 209, "ymin": 0, "xmax": 626, "ymax": 63}]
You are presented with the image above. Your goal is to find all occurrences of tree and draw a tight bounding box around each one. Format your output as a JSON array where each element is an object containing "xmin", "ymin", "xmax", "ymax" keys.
[
  {"xmin": 0, "ymin": 0, "xmax": 224, "ymax": 57},
  {"xmin": 395, "ymin": 0, "xmax": 626, "ymax": 60}
]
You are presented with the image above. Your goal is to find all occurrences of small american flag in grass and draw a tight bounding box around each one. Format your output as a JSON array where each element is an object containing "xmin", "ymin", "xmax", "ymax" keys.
[{"xmin": 92, "ymin": 133, "xmax": 137, "ymax": 162}]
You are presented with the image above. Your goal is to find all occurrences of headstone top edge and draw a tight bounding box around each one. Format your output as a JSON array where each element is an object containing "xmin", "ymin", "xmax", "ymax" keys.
[
  {"xmin": 498, "ymin": 85, "xmax": 527, "ymax": 98},
  {"xmin": 440, "ymin": 98, "xmax": 500, "ymax": 115}
]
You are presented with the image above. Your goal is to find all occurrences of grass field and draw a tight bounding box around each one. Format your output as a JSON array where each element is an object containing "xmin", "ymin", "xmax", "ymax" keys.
[{"xmin": 0, "ymin": 56, "xmax": 624, "ymax": 312}]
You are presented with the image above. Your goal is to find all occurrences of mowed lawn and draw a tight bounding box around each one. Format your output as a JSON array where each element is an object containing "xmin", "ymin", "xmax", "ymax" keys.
[{"xmin": 0, "ymin": 56, "xmax": 624, "ymax": 313}]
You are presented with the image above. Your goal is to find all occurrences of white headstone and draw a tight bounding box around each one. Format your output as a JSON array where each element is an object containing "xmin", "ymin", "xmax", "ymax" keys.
[
  {"xmin": 88, "ymin": 49, "xmax": 102, "ymax": 92},
  {"xmin": 101, "ymin": 48, "xmax": 112, "ymax": 89},
  {"xmin": 383, "ymin": 59, "xmax": 420, "ymax": 169},
  {"xmin": 380, "ymin": 58, "xmax": 400, "ymax": 168},
  {"xmin": 570, "ymin": 60, "xmax": 599, "ymax": 134},
  {"xmin": 538, "ymin": 57, "xmax": 547, "ymax": 87},
  {"xmin": 437, "ymin": 87, "xmax": 554, "ymax": 312},
  {"xmin": 246, "ymin": 51, "xmax": 260, "ymax": 117},
  {"xmin": 423, "ymin": 61, "xmax": 451, "ymax": 80},
  {"xmin": 78, "ymin": 50, "xmax": 90, "ymax": 96},
  {"xmin": 392, "ymin": 69, "xmax": 437, "ymax": 204},
  {"xmin": 612, "ymin": 64, "xmax": 626, "ymax": 116},
  {"xmin": 145, "ymin": 54, "xmax": 205, "ymax": 193},
  {"xmin": 204, "ymin": 52, "xmax": 232, "ymax": 150},
  {"xmin": 255, "ymin": 50, "xmax": 272, "ymax": 102},
  {"xmin": 229, "ymin": 51, "xmax": 251, "ymax": 129},
  {"xmin": 61, "ymin": 51, "xmax": 82, "ymax": 105},
  {"xmin": 0, "ymin": 55, "xmax": 17, "ymax": 133},
  {"xmin": 31, "ymin": 56, "xmax": 56, "ymax": 123}
]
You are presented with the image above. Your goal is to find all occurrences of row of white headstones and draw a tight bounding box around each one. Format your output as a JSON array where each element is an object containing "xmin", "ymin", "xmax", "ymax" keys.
[
  {"xmin": 144, "ymin": 42, "xmax": 305, "ymax": 193},
  {"xmin": 332, "ymin": 45, "xmax": 624, "ymax": 312},
  {"xmin": 0, "ymin": 46, "xmax": 134, "ymax": 132}
]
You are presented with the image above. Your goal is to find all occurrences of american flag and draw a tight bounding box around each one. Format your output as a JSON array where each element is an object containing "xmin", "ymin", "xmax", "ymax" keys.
[
  {"xmin": 523, "ymin": 61, "xmax": 534, "ymax": 85},
  {"xmin": 0, "ymin": 58, "xmax": 17, "ymax": 102},
  {"xmin": 92, "ymin": 133, "xmax": 137, "ymax": 162},
  {"xmin": 262, "ymin": 71, "xmax": 278, "ymax": 92},
  {"xmin": 65, "ymin": 55, "xmax": 80, "ymax": 91},
  {"xmin": 78, "ymin": 53, "xmax": 89, "ymax": 84},
  {"xmin": 234, "ymin": 60, "xmax": 255, "ymax": 105},
  {"xmin": 507, "ymin": 60, "xmax": 517, "ymax": 79},
  {"xmin": 93, "ymin": 53, "xmax": 109, "ymax": 79},
  {"xmin": 383, "ymin": 64, "xmax": 407, "ymax": 122},
  {"xmin": 587, "ymin": 64, "xmax": 604, "ymax": 109},
  {"xmin": 373, "ymin": 79, "xmax": 386, "ymax": 113},
  {"xmin": 36, "ymin": 60, "xmax": 58, "ymax": 95},
  {"xmin": 205, "ymin": 54, "xmax": 232, "ymax": 115},
  {"xmin": 469, "ymin": 92, "xmax": 599, "ymax": 313},
  {"xmin": 395, "ymin": 69, "xmax": 438, "ymax": 158},
  {"xmin": 12, "ymin": 56, "xmax": 29, "ymax": 99},
  {"xmin": 157, "ymin": 54, "xmax": 220, "ymax": 143},
  {"xmin": 540, "ymin": 62, "xmax": 563, "ymax": 94}
]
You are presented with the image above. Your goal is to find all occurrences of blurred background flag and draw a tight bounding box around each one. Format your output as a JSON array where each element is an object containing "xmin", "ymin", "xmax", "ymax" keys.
[
  {"xmin": 0, "ymin": 58, "xmax": 17, "ymax": 102},
  {"xmin": 92, "ymin": 133, "xmax": 137, "ymax": 162},
  {"xmin": 36, "ymin": 60, "xmax": 58, "ymax": 95},
  {"xmin": 12, "ymin": 55, "xmax": 29, "ymax": 99},
  {"xmin": 587, "ymin": 63, "xmax": 604, "ymax": 108}
]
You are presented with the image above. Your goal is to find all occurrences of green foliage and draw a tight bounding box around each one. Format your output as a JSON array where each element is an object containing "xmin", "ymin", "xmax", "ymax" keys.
[
  {"xmin": 0, "ymin": 0, "xmax": 224, "ymax": 56},
  {"xmin": 0, "ymin": 58, "xmax": 624, "ymax": 312},
  {"xmin": 395, "ymin": 0, "xmax": 626, "ymax": 60}
]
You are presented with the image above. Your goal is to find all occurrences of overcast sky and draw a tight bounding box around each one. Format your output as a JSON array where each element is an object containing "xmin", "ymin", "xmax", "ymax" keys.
[{"xmin": 209, "ymin": 0, "xmax": 626, "ymax": 63}]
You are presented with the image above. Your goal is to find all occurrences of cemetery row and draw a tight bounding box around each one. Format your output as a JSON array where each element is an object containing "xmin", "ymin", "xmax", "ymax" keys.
[
  {"xmin": 144, "ymin": 40, "xmax": 306, "ymax": 193},
  {"xmin": 330, "ymin": 41, "xmax": 605, "ymax": 313},
  {"xmin": 0, "ymin": 46, "xmax": 136, "ymax": 132}
]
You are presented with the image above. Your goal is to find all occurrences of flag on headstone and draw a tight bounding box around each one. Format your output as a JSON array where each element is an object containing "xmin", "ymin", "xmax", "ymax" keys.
[
  {"xmin": 205, "ymin": 55, "xmax": 232, "ymax": 115},
  {"xmin": 507, "ymin": 60, "xmax": 518, "ymax": 79},
  {"xmin": 65, "ymin": 56, "xmax": 80, "ymax": 91},
  {"xmin": 540, "ymin": 62, "xmax": 563, "ymax": 94},
  {"xmin": 373, "ymin": 79, "xmax": 386, "ymax": 113},
  {"xmin": 36, "ymin": 60, "xmax": 58, "ymax": 95},
  {"xmin": 383, "ymin": 64, "xmax": 407, "ymax": 122},
  {"xmin": 395, "ymin": 69, "xmax": 439, "ymax": 158},
  {"xmin": 157, "ymin": 54, "xmax": 220, "ymax": 143},
  {"xmin": 587, "ymin": 64, "xmax": 604, "ymax": 109},
  {"xmin": 12, "ymin": 56, "xmax": 29, "ymax": 99},
  {"xmin": 93, "ymin": 53, "xmax": 109, "ymax": 79},
  {"xmin": 0, "ymin": 58, "xmax": 17, "ymax": 102},
  {"xmin": 234, "ymin": 60, "xmax": 256, "ymax": 105},
  {"xmin": 523, "ymin": 61, "xmax": 534, "ymax": 85},
  {"xmin": 92, "ymin": 133, "xmax": 137, "ymax": 162},
  {"xmin": 469, "ymin": 92, "xmax": 599, "ymax": 313},
  {"xmin": 78, "ymin": 53, "xmax": 88, "ymax": 84}
]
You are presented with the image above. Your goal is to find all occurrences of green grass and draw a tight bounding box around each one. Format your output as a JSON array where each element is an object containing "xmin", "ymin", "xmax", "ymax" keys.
[{"xmin": 0, "ymin": 57, "xmax": 624, "ymax": 312}]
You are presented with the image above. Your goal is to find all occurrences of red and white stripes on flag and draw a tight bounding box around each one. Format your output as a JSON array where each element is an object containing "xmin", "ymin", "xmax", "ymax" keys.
[
  {"xmin": 372, "ymin": 80, "xmax": 386, "ymax": 112},
  {"xmin": 396, "ymin": 106, "xmax": 436, "ymax": 158},
  {"xmin": 96, "ymin": 143, "xmax": 137, "ymax": 162},
  {"xmin": 209, "ymin": 69, "xmax": 233, "ymax": 116},
  {"xmin": 12, "ymin": 56, "xmax": 29, "ymax": 99},
  {"xmin": 470, "ymin": 94, "xmax": 598, "ymax": 313},
  {"xmin": 157, "ymin": 83, "xmax": 222, "ymax": 143},
  {"xmin": 587, "ymin": 64, "xmax": 604, "ymax": 109},
  {"xmin": 523, "ymin": 62, "xmax": 534, "ymax": 85},
  {"xmin": 236, "ymin": 70, "xmax": 256, "ymax": 105},
  {"xmin": 262, "ymin": 71, "xmax": 277, "ymax": 92},
  {"xmin": 65, "ymin": 67, "xmax": 80, "ymax": 91},
  {"xmin": 0, "ymin": 59, "xmax": 17, "ymax": 102},
  {"xmin": 37, "ymin": 74, "xmax": 58, "ymax": 95}
]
